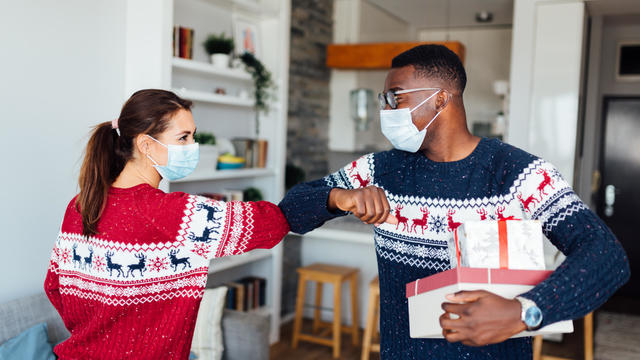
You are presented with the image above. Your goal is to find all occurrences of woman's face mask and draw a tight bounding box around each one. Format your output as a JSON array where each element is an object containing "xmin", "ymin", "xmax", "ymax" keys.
[
  {"xmin": 145, "ymin": 135, "xmax": 199, "ymax": 181},
  {"xmin": 379, "ymin": 89, "xmax": 446, "ymax": 153}
]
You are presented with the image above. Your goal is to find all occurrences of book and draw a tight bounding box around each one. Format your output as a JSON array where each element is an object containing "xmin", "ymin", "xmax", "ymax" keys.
[
  {"xmin": 222, "ymin": 189, "xmax": 244, "ymax": 202},
  {"xmin": 231, "ymin": 138, "xmax": 268, "ymax": 168},
  {"xmin": 238, "ymin": 276, "xmax": 267, "ymax": 309},
  {"xmin": 225, "ymin": 282, "xmax": 245, "ymax": 311}
]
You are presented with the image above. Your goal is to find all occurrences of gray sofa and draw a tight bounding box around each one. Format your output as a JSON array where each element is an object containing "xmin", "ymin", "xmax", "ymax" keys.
[{"xmin": 0, "ymin": 293, "xmax": 269, "ymax": 360}]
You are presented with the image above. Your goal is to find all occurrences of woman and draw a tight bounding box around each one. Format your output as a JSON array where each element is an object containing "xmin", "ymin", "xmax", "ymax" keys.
[{"xmin": 44, "ymin": 89, "xmax": 290, "ymax": 359}]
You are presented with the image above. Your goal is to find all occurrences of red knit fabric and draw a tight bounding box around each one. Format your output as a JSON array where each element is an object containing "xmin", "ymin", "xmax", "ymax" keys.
[{"xmin": 44, "ymin": 184, "xmax": 289, "ymax": 359}]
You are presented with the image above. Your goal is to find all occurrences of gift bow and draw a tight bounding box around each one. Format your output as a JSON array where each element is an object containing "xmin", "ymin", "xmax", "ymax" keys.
[{"xmin": 454, "ymin": 219, "xmax": 521, "ymax": 269}]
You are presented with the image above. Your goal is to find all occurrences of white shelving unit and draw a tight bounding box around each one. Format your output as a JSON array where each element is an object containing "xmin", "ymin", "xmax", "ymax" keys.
[
  {"xmin": 172, "ymin": 57, "xmax": 253, "ymax": 81},
  {"xmin": 172, "ymin": 87, "xmax": 255, "ymax": 107},
  {"xmin": 123, "ymin": 0, "xmax": 290, "ymax": 344},
  {"xmin": 171, "ymin": 167, "xmax": 275, "ymax": 183}
]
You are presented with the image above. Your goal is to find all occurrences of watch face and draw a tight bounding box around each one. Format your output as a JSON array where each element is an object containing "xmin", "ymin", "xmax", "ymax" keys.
[{"xmin": 525, "ymin": 306, "xmax": 543, "ymax": 328}]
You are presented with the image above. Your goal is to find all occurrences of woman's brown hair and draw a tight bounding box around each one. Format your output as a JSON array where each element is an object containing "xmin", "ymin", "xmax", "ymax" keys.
[{"xmin": 76, "ymin": 89, "xmax": 193, "ymax": 236}]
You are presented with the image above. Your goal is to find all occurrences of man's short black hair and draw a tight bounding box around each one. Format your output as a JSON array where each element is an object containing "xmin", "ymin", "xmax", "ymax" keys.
[{"xmin": 391, "ymin": 44, "xmax": 467, "ymax": 93}]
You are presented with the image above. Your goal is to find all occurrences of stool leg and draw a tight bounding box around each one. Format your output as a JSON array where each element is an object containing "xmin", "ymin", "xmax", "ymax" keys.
[
  {"xmin": 584, "ymin": 312, "xmax": 594, "ymax": 360},
  {"xmin": 333, "ymin": 280, "xmax": 342, "ymax": 359},
  {"xmin": 361, "ymin": 286, "xmax": 376, "ymax": 360},
  {"xmin": 292, "ymin": 275, "xmax": 307, "ymax": 349},
  {"xmin": 532, "ymin": 335, "xmax": 543, "ymax": 360},
  {"xmin": 313, "ymin": 282, "xmax": 324, "ymax": 334},
  {"xmin": 374, "ymin": 292, "xmax": 380, "ymax": 344},
  {"xmin": 350, "ymin": 273, "xmax": 359, "ymax": 345}
]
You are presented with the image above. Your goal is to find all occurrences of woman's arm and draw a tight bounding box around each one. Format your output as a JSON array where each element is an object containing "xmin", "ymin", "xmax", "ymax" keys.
[
  {"xmin": 44, "ymin": 242, "xmax": 64, "ymax": 315},
  {"xmin": 180, "ymin": 196, "xmax": 290, "ymax": 260}
]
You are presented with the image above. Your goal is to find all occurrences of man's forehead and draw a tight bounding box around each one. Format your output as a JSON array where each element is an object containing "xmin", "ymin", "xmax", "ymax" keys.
[{"xmin": 384, "ymin": 66, "xmax": 425, "ymax": 90}]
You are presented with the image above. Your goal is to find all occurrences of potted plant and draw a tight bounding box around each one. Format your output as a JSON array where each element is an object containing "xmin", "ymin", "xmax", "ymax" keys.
[
  {"xmin": 194, "ymin": 132, "xmax": 218, "ymax": 171},
  {"xmin": 203, "ymin": 33, "xmax": 234, "ymax": 68},
  {"xmin": 239, "ymin": 52, "xmax": 276, "ymax": 135}
]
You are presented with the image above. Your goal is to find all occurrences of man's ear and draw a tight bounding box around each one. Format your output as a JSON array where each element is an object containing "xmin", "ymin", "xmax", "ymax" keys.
[{"xmin": 436, "ymin": 91, "xmax": 451, "ymax": 110}]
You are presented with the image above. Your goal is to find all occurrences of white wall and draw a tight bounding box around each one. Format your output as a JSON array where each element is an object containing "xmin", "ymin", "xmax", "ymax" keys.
[
  {"xmin": 0, "ymin": 0, "xmax": 127, "ymax": 303},
  {"xmin": 328, "ymin": 0, "xmax": 410, "ymax": 152},
  {"xmin": 508, "ymin": 0, "xmax": 586, "ymax": 186},
  {"xmin": 418, "ymin": 27, "xmax": 512, "ymax": 129}
]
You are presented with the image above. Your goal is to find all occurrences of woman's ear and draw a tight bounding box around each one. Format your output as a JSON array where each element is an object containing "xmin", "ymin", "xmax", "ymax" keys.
[{"xmin": 135, "ymin": 134, "xmax": 151, "ymax": 157}]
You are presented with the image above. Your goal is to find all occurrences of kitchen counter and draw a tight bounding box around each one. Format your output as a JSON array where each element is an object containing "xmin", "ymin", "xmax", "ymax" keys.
[{"xmin": 303, "ymin": 215, "xmax": 376, "ymax": 245}]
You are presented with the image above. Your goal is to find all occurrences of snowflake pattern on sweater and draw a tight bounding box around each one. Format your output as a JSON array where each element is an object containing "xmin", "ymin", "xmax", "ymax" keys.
[
  {"xmin": 279, "ymin": 138, "xmax": 629, "ymax": 360},
  {"xmin": 45, "ymin": 184, "xmax": 288, "ymax": 359}
]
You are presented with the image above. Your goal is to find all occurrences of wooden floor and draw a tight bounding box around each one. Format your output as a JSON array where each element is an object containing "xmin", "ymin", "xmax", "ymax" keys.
[
  {"xmin": 270, "ymin": 318, "xmax": 380, "ymax": 360},
  {"xmin": 270, "ymin": 318, "xmax": 584, "ymax": 360}
]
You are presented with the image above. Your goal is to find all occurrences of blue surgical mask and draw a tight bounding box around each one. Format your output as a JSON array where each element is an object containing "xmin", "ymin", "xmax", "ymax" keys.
[
  {"xmin": 146, "ymin": 135, "xmax": 199, "ymax": 181},
  {"xmin": 380, "ymin": 90, "xmax": 443, "ymax": 152}
]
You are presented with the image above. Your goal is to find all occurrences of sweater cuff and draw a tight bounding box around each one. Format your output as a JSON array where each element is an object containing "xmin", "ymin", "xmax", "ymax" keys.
[{"xmin": 518, "ymin": 288, "xmax": 554, "ymax": 327}]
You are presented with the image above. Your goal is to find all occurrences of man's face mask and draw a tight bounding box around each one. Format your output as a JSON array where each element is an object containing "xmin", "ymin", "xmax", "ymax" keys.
[
  {"xmin": 379, "ymin": 88, "xmax": 446, "ymax": 153},
  {"xmin": 146, "ymin": 135, "xmax": 199, "ymax": 181}
]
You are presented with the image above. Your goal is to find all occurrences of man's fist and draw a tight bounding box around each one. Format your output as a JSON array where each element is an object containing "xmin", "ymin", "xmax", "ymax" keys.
[{"xmin": 328, "ymin": 187, "xmax": 398, "ymax": 225}]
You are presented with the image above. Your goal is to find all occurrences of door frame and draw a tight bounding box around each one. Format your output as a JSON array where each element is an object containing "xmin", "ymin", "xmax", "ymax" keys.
[{"xmin": 595, "ymin": 95, "xmax": 640, "ymax": 214}]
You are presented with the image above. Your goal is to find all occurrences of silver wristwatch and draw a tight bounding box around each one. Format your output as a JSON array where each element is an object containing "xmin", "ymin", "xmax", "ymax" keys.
[{"xmin": 515, "ymin": 296, "xmax": 543, "ymax": 331}]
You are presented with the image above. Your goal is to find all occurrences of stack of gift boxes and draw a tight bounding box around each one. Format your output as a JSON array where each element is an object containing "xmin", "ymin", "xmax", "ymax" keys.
[{"xmin": 406, "ymin": 219, "xmax": 574, "ymax": 338}]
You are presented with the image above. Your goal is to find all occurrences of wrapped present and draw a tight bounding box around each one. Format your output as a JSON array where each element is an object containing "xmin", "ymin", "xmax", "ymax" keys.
[
  {"xmin": 448, "ymin": 220, "xmax": 545, "ymax": 270},
  {"xmin": 405, "ymin": 267, "xmax": 574, "ymax": 338}
]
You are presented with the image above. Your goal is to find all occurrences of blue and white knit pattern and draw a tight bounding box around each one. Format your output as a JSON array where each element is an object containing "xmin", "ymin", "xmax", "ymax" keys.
[{"xmin": 279, "ymin": 138, "xmax": 629, "ymax": 359}]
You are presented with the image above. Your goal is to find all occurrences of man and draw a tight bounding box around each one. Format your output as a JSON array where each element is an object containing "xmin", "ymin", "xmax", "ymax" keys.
[{"xmin": 279, "ymin": 45, "xmax": 629, "ymax": 359}]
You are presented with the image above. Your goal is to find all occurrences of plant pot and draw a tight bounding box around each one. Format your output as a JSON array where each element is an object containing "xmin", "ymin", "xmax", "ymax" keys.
[
  {"xmin": 210, "ymin": 53, "xmax": 230, "ymax": 68},
  {"xmin": 198, "ymin": 144, "xmax": 219, "ymax": 172}
]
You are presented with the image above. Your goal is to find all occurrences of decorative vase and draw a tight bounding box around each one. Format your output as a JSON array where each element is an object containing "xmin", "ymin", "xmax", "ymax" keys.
[{"xmin": 210, "ymin": 53, "xmax": 230, "ymax": 68}]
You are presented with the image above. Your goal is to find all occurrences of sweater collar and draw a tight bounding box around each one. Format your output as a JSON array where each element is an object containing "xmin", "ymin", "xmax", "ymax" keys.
[{"xmin": 412, "ymin": 137, "xmax": 491, "ymax": 172}]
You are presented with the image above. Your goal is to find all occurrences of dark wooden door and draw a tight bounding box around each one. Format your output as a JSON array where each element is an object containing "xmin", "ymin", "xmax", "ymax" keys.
[{"xmin": 596, "ymin": 97, "xmax": 640, "ymax": 298}]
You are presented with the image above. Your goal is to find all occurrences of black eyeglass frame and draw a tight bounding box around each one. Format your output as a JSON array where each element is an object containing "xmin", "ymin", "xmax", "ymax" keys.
[{"xmin": 377, "ymin": 87, "xmax": 442, "ymax": 110}]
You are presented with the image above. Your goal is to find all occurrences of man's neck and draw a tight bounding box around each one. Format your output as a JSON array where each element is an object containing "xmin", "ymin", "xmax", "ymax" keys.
[{"xmin": 420, "ymin": 127, "xmax": 480, "ymax": 163}]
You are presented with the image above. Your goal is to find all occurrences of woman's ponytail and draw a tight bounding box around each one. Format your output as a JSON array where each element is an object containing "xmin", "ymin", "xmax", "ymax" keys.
[{"xmin": 76, "ymin": 122, "xmax": 125, "ymax": 236}]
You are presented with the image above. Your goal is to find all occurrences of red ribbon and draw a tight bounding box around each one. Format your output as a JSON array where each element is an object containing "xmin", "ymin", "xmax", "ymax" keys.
[
  {"xmin": 454, "ymin": 219, "xmax": 519, "ymax": 269},
  {"xmin": 498, "ymin": 220, "xmax": 509, "ymax": 269}
]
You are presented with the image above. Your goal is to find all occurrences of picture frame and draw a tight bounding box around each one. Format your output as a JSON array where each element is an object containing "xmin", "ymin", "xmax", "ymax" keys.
[
  {"xmin": 233, "ymin": 18, "xmax": 260, "ymax": 58},
  {"xmin": 615, "ymin": 40, "xmax": 640, "ymax": 82}
]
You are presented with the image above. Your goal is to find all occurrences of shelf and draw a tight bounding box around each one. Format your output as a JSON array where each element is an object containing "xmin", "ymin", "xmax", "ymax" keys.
[
  {"xmin": 172, "ymin": 88, "xmax": 255, "ymax": 108},
  {"xmin": 172, "ymin": 57, "xmax": 252, "ymax": 81},
  {"xmin": 171, "ymin": 167, "xmax": 275, "ymax": 183},
  {"xmin": 200, "ymin": 0, "xmax": 280, "ymax": 17},
  {"xmin": 208, "ymin": 249, "xmax": 273, "ymax": 274}
]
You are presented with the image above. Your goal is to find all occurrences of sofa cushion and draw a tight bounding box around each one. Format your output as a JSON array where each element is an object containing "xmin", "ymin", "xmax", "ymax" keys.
[{"xmin": 0, "ymin": 322, "xmax": 55, "ymax": 360}]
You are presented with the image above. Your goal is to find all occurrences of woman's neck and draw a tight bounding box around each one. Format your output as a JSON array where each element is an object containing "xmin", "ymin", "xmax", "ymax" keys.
[{"xmin": 112, "ymin": 160, "xmax": 161, "ymax": 189}]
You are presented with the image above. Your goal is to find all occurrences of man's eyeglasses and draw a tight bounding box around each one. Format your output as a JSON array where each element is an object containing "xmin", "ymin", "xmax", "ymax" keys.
[{"xmin": 378, "ymin": 88, "xmax": 441, "ymax": 110}]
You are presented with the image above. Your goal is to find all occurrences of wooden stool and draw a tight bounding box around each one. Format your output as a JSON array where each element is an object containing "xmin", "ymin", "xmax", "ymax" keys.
[
  {"xmin": 361, "ymin": 276, "xmax": 380, "ymax": 360},
  {"xmin": 292, "ymin": 263, "xmax": 360, "ymax": 358},
  {"xmin": 532, "ymin": 312, "xmax": 594, "ymax": 360}
]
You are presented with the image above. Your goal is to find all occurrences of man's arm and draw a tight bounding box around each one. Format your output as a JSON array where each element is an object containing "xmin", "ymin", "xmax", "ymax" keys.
[
  {"xmin": 279, "ymin": 154, "xmax": 395, "ymax": 234},
  {"xmin": 440, "ymin": 160, "xmax": 630, "ymax": 346}
]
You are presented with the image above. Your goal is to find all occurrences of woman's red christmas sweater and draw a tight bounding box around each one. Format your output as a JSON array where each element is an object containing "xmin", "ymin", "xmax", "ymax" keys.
[{"xmin": 44, "ymin": 184, "xmax": 289, "ymax": 359}]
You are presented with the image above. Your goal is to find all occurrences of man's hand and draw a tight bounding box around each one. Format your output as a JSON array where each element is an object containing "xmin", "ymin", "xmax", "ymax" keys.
[
  {"xmin": 328, "ymin": 187, "xmax": 398, "ymax": 225},
  {"xmin": 439, "ymin": 290, "xmax": 527, "ymax": 347}
]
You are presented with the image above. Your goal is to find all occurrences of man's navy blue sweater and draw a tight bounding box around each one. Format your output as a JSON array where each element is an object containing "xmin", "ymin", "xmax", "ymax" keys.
[{"xmin": 279, "ymin": 138, "xmax": 629, "ymax": 359}]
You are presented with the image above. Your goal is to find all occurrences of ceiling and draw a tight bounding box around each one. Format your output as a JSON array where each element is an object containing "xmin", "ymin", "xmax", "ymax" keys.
[
  {"xmin": 586, "ymin": 0, "xmax": 640, "ymax": 16},
  {"xmin": 366, "ymin": 0, "xmax": 514, "ymax": 29}
]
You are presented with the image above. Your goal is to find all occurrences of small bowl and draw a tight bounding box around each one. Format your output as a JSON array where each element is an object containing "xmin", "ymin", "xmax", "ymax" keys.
[{"xmin": 217, "ymin": 162, "xmax": 245, "ymax": 170}]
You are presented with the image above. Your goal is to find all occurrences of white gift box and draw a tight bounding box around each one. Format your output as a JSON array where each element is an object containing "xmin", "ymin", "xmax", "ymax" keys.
[
  {"xmin": 405, "ymin": 267, "xmax": 574, "ymax": 338},
  {"xmin": 449, "ymin": 220, "xmax": 545, "ymax": 270}
]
